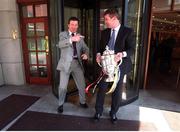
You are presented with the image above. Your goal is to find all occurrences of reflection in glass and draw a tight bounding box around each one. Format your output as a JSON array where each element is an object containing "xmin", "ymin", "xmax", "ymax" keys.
[
  {"xmin": 36, "ymin": 23, "xmax": 45, "ymax": 36},
  {"xmin": 127, "ymin": 0, "xmax": 139, "ymax": 29},
  {"xmin": 30, "ymin": 66, "xmax": 38, "ymax": 77},
  {"xmin": 26, "ymin": 23, "xmax": 35, "ymax": 36},
  {"xmin": 37, "ymin": 38, "xmax": 46, "ymax": 50},
  {"xmin": 35, "ymin": 4, "xmax": 47, "ymax": 17},
  {"xmin": 100, "ymin": 9, "xmax": 106, "ymax": 30},
  {"xmin": 38, "ymin": 66, "xmax": 47, "ymax": 77},
  {"xmin": 127, "ymin": 0, "xmax": 143, "ymax": 99},
  {"xmin": 99, "ymin": 0, "xmax": 122, "ymax": 31},
  {"xmin": 99, "ymin": 8, "xmax": 123, "ymax": 30},
  {"xmin": 38, "ymin": 52, "xmax": 46, "ymax": 64},
  {"xmin": 174, "ymin": 0, "xmax": 180, "ymax": 10},
  {"xmin": 153, "ymin": 0, "xmax": 171, "ymax": 11},
  {"xmin": 22, "ymin": 5, "xmax": 33, "ymax": 17},
  {"xmin": 29, "ymin": 52, "xmax": 37, "ymax": 64},
  {"xmin": 83, "ymin": 10, "xmax": 93, "ymax": 60},
  {"xmin": 28, "ymin": 39, "xmax": 36, "ymax": 50}
]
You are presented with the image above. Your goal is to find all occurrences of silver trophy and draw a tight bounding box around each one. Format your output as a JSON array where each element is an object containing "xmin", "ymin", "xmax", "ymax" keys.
[{"xmin": 98, "ymin": 46, "xmax": 122, "ymax": 82}]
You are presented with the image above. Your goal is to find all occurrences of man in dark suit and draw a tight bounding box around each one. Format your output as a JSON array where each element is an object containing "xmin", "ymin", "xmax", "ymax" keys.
[{"xmin": 94, "ymin": 9, "xmax": 135, "ymax": 124}]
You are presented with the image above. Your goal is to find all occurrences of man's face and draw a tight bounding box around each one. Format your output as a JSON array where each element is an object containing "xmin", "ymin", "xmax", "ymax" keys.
[
  {"xmin": 68, "ymin": 20, "xmax": 79, "ymax": 33},
  {"xmin": 104, "ymin": 14, "xmax": 115, "ymax": 28}
]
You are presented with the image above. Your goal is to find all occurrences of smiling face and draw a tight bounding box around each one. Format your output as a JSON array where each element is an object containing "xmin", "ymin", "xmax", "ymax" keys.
[
  {"xmin": 68, "ymin": 20, "xmax": 79, "ymax": 33},
  {"xmin": 103, "ymin": 9, "xmax": 121, "ymax": 29}
]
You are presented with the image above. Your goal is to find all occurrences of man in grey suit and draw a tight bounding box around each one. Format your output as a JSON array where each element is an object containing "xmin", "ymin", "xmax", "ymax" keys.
[{"xmin": 56, "ymin": 17, "xmax": 89, "ymax": 113}]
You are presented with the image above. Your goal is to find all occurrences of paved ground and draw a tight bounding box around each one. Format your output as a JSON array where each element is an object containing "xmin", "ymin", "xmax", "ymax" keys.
[{"xmin": 0, "ymin": 84, "xmax": 180, "ymax": 131}]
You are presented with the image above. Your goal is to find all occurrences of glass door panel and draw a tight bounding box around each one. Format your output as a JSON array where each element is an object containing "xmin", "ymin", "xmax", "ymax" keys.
[
  {"xmin": 37, "ymin": 37, "xmax": 46, "ymax": 50},
  {"xmin": 153, "ymin": 0, "xmax": 172, "ymax": 11},
  {"xmin": 174, "ymin": 0, "xmax": 180, "ymax": 10},
  {"xmin": 22, "ymin": 4, "xmax": 51, "ymax": 84},
  {"xmin": 25, "ymin": 19, "xmax": 50, "ymax": 84},
  {"xmin": 22, "ymin": 5, "xmax": 34, "ymax": 18},
  {"xmin": 126, "ymin": 0, "xmax": 144, "ymax": 101},
  {"xmin": 29, "ymin": 52, "xmax": 37, "ymax": 64},
  {"xmin": 27, "ymin": 39, "xmax": 36, "ymax": 50},
  {"xmin": 35, "ymin": 4, "xmax": 48, "ymax": 17},
  {"xmin": 26, "ymin": 23, "xmax": 35, "ymax": 36},
  {"xmin": 39, "ymin": 66, "xmax": 47, "ymax": 77},
  {"xmin": 36, "ymin": 23, "xmax": 45, "ymax": 36},
  {"xmin": 38, "ymin": 52, "xmax": 47, "ymax": 64},
  {"xmin": 30, "ymin": 66, "xmax": 38, "ymax": 77}
]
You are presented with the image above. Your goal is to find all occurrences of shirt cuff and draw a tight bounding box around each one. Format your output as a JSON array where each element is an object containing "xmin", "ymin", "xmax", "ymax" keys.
[
  {"xmin": 96, "ymin": 53, "xmax": 101, "ymax": 56},
  {"xmin": 122, "ymin": 51, "xmax": 127, "ymax": 57}
]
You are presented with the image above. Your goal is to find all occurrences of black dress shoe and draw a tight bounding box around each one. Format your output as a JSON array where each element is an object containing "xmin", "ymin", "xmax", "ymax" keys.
[
  {"xmin": 79, "ymin": 103, "xmax": 88, "ymax": 108},
  {"xmin": 93, "ymin": 113, "xmax": 101, "ymax": 122},
  {"xmin": 110, "ymin": 114, "xmax": 118, "ymax": 124},
  {"xmin": 57, "ymin": 105, "xmax": 63, "ymax": 113}
]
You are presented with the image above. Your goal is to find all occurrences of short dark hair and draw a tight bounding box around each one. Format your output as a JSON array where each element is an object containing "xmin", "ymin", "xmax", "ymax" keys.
[
  {"xmin": 68, "ymin": 17, "xmax": 79, "ymax": 24},
  {"xmin": 103, "ymin": 8, "xmax": 120, "ymax": 20}
]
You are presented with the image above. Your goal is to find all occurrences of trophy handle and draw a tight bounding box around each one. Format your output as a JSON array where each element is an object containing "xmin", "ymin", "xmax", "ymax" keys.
[
  {"xmin": 117, "ymin": 58, "xmax": 123, "ymax": 67},
  {"xmin": 98, "ymin": 62, "xmax": 102, "ymax": 67}
]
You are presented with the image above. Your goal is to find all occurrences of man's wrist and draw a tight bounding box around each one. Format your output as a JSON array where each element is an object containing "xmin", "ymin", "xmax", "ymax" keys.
[{"xmin": 96, "ymin": 53, "xmax": 101, "ymax": 56}]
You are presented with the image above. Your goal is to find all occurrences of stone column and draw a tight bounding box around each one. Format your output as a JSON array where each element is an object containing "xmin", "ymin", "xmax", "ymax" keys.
[
  {"xmin": 0, "ymin": 64, "xmax": 4, "ymax": 86},
  {"xmin": 0, "ymin": 0, "xmax": 25, "ymax": 85}
]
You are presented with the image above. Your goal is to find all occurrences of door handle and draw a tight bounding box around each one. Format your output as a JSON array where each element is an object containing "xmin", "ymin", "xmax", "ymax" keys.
[{"xmin": 45, "ymin": 36, "xmax": 49, "ymax": 55}]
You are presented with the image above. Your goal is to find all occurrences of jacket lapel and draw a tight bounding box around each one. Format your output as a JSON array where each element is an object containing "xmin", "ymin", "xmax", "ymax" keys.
[
  {"xmin": 114, "ymin": 26, "xmax": 124, "ymax": 51},
  {"xmin": 107, "ymin": 29, "xmax": 111, "ymax": 41},
  {"xmin": 105, "ymin": 29, "xmax": 111, "ymax": 46}
]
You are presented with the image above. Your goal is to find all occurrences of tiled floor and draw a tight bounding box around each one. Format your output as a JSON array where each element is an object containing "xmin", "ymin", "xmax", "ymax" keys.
[{"xmin": 0, "ymin": 84, "xmax": 180, "ymax": 131}]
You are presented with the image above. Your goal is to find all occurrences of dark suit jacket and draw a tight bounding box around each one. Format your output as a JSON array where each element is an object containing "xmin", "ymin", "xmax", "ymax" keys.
[{"xmin": 98, "ymin": 25, "xmax": 135, "ymax": 74}]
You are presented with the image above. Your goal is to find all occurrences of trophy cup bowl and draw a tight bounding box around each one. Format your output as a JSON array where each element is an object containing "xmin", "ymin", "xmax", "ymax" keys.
[{"xmin": 98, "ymin": 46, "xmax": 121, "ymax": 82}]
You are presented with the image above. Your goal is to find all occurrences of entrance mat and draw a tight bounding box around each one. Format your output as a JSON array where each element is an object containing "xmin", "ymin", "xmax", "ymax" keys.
[
  {"xmin": 8, "ymin": 111, "xmax": 157, "ymax": 131},
  {"xmin": 0, "ymin": 94, "xmax": 40, "ymax": 129}
]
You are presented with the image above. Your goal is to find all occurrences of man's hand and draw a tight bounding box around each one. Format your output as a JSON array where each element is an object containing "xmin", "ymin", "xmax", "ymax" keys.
[
  {"xmin": 81, "ymin": 54, "xmax": 88, "ymax": 60},
  {"xmin": 115, "ymin": 52, "xmax": 123, "ymax": 62},
  {"xmin": 71, "ymin": 34, "xmax": 83, "ymax": 42},
  {"xmin": 96, "ymin": 53, "xmax": 101, "ymax": 63}
]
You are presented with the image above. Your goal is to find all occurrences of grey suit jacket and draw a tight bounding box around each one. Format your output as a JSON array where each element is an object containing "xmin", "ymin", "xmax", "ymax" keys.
[{"xmin": 56, "ymin": 31, "xmax": 89, "ymax": 73}]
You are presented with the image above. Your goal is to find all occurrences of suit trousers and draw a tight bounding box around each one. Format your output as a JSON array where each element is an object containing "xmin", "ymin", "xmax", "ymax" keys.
[
  {"xmin": 58, "ymin": 59, "xmax": 86, "ymax": 106},
  {"xmin": 95, "ymin": 71, "xmax": 125, "ymax": 115}
]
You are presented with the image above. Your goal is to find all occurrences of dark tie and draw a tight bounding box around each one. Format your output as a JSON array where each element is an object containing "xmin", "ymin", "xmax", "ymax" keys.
[
  {"xmin": 108, "ymin": 29, "xmax": 115, "ymax": 50},
  {"xmin": 72, "ymin": 33, "xmax": 77, "ymax": 57}
]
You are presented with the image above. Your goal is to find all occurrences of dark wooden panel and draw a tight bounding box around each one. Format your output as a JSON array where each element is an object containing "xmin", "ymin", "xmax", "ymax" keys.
[{"xmin": 17, "ymin": 0, "xmax": 47, "ymax": 5}]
